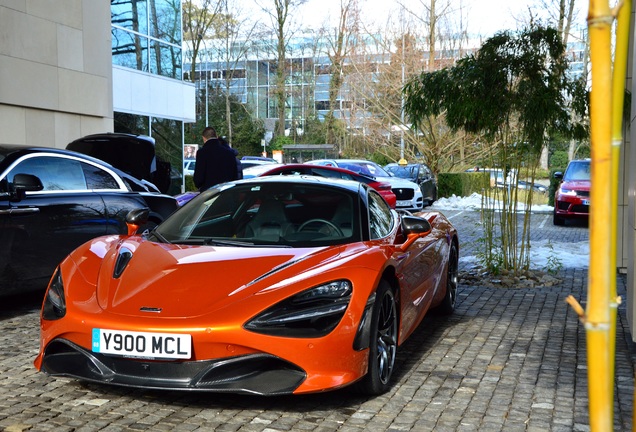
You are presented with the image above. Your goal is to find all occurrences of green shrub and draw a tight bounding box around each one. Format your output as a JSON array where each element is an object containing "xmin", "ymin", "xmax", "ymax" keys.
[
  {"xmin": 185, "ymin": 175, "xmax": 196, "ymax": 192},
  {"xmin": 438, "ymin": 172, "xmax": 489, "ymax": 198},
  {"xmin": 548, "ymin": 169, "xmax": 562, "ymax": 206},
  {"xmin": 550, "ymin": 151, "xmax": 569, "ymax": 170}
]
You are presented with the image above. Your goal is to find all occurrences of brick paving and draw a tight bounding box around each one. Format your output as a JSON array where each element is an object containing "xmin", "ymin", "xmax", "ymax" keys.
[{"xmin": 1, "ymin": 209, "xmax": 633, "ymax": 431}]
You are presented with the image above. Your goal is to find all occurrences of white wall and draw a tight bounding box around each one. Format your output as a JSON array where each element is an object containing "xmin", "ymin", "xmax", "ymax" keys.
[
  {"xmin": 0, "ymin": 0, "xmax": 113, "ymax": 148},
  {"xmin": 113, "ymin": 66, "xmax": 196, "ymax": 123}
]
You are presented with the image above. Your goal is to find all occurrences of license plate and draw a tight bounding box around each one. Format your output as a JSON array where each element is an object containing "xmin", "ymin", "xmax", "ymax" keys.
[
  {"xmin": 582, "ymin": 199, "xmax": 590, "ymax": 205},
  {"xmin": 92, "ymin": 328, "xmax": 192, "ymax": 359},
  {"xmin": 396, "ymin": 200, "xmax": 411, "ymax": 207}
]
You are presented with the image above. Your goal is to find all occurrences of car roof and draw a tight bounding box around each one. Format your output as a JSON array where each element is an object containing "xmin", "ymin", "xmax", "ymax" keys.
[
  {"xmin": 229, "ymin": 172, "xmax": 366, "ymax": 193},
  {"xmin": 262, "ymin": 163, "xmax": 377, "ymax": 180},
  {"xmin": 0, "ymin": 144, "xmax": 155, "ymax": 191}
]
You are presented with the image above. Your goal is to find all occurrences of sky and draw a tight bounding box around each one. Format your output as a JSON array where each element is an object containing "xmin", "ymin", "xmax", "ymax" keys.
[
  {"xmin": 428, "ymin": 193, "xmax": 589, "ymax": 269},
  {"xmin": 295, "ymin": 0, "xmax": 586, "ymax": 37}
]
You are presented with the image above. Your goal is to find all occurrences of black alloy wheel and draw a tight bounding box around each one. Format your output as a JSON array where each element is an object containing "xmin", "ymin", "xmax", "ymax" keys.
[
  {"xmin": 355, "ymin": 281, "xmax": 398, "ymax": 395},
  {"xmin": 438, "ymin": 242, "xmax": 458, "ymax": 315}
]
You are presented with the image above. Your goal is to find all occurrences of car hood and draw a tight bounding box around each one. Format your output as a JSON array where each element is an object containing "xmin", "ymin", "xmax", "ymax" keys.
[
  {"xmin": 376, "ymin": 176, "xmax": 419, "ymax": 189},
  {"xmin": 560, "ymin": 180, "xmax": 590, "ymax": 191},
  {"xmin": 87, "ymin": 239, "xmax": 348, "ymax": 318}
]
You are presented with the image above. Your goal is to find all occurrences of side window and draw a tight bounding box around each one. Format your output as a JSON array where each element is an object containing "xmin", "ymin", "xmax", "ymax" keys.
[
  {"xmin": 368, "ymin": 190, "xmax": 393, "ymax": 239},
  {"xmin": 81, "ymin": 162, "xmax": 120, "ymax": 190},
  {"xmin": 6, "ymin": 156, "xmax": 87, "ymax": 191},
  {"xmin": 313, "ymin": 168, "xmax": 342, "ymax": 179}
]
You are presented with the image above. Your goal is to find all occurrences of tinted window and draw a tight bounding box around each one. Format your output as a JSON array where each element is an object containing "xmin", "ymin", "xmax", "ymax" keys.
[
  {"xmin": 82, "ymin": 163, "xmax": 120, "ymax": 190},
  {"xmin": 7, "ymin": 156, "xmax": 87, "ymax": 191},
  {"xmin": 368, "ymin": 190, "xmax": 393, "ymax": 239}
]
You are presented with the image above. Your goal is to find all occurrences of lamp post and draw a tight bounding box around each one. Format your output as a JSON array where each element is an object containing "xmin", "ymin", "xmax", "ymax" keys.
[{"xmin": 198, "ymin": 34, "xmax": 209, "ymax": 127}]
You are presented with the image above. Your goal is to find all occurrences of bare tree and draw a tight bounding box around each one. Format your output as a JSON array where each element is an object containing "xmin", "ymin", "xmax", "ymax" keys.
[
  {"xmin": 211, "ymin": 0, "xmax": 260, "ymax": 145},
  {"xmin": 315, "ymin": 0, "xmax": 360, "ymax": 146},
  {"xmin": 256, "ymin": 0, "xmax": 308, "ymax": 138},
  {"xmin": 182, "ymin": 0, "xmax": 222, "ymax": 83}
]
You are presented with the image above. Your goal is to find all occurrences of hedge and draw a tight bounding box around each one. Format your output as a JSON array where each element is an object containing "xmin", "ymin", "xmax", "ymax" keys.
[{"xmin": 438, "ymin": 172, "xmax": 490, "ymax": 198}]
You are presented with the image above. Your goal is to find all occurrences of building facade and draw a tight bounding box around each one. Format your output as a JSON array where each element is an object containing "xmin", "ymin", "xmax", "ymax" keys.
[
  {"xmin": 0, "ymin": 1, "xmax": 113, "ymax": 147},
  {"xmin": 0, "ymin": 0, "xmax": 195, "ymax": 174}
]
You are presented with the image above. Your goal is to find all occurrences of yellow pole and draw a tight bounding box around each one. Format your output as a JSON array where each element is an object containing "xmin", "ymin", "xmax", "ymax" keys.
[
  {"xmin": 587, "ymin": 0, "xmax": 614, "ymax": 429},
  {"xmin": 610, "ymin": 0, "xmax": 630, "ymax": 419}
]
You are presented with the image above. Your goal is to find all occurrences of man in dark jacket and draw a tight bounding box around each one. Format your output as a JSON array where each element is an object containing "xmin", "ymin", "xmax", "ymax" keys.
[{"xmin": 193, "ymin": 127, "xmax": 240, "ymax": 191}]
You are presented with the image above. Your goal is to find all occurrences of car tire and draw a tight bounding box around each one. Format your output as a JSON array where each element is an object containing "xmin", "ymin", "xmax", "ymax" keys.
[
  {"xmin": 354, "ymin": 280, "xmax": 398, "ymax": 395},
  {"xmin": 553, "ymin": 211, "xmax": 565, "ymax": 226},
  {"xmin": 437, "ymin": 242, "xmax": 458, "ymax": 315}
]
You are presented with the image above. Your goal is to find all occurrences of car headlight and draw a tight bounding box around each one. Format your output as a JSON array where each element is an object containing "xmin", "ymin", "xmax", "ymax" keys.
[
  {"xmin": 559, "ymin": 188, "xmax": 578, "ymax": 196},
  {"xmin": 42, "ymin": 268, "xmax": 66, "ymax": 320},
  {"xmin": 244, "ymin": 280, "xmax": 352, "ymax": 338}
]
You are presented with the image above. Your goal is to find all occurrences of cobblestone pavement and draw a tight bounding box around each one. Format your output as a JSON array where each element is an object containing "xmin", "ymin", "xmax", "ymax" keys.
[{"xmin": 1, "ymin": 209, "xmax": 633, "ymax": 432}]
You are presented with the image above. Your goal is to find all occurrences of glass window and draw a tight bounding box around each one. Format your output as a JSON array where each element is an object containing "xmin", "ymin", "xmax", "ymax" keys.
[
  {"xmin": 149, "ymin": 0, "xmax": 181, "ymax": 44},
  {"xmin": 368, "ymin": 190, "xmax": 393, "ymax": 239},
  {"xmin": 111, "ymin": 0, "xmax": 148, "ymax": 34},
  {"xmin": 112, "ymin": 26, "xmax": 149, "ymax": 72},
  {"xmin": 149, "ymin": 40, "xmax": 182, "ymax": 78},
  {"xmin": 82, "ymin": 163, "xmax": 120, "ymax": 190},
  {"xmin": 7, "ymin": 156, "xmax": 87, "ymax": 191}
]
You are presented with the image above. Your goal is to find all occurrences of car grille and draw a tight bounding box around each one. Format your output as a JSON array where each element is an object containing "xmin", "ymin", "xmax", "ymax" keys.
[
  {"xmin": 576, "ymin": 191, "xmax": 590, "ymax": 197},
  {"xmin": 571, "ymin": 204, "xmax": 589, "ymax": 213},
  {"xmin": 392, "ymin": 188, "xmax": 414, "ymax": 200}
]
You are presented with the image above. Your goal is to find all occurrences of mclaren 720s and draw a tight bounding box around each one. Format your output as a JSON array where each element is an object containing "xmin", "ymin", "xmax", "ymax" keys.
[{"xmin": 35, "ymin": 176, "xmax": 458, "ymax": 396}]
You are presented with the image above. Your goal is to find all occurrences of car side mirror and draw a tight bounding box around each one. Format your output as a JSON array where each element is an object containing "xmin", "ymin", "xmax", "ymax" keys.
[
  {"xmin": 554, "ymin": 171, "xmax": 563, "ymax": 180},
  {"xmin": 399, "ymin": 216, "xmax": 432, "ymax": 251},
  {"xmin": 10, "ymin": 173, "xmax": 43, "ymax": 201},
  {"xmin": 125, "ymin": 208, "xmax": 150, "ymax": 236}
]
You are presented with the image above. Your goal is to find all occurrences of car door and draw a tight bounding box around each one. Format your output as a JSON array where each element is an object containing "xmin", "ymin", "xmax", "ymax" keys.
[
  {"xmin": 0, "ymin": 154, "xmax": 109, "ymax": 293},
  {"xmin": 418, "ymin": 164, "xmax": 436, "ymax": 203}
]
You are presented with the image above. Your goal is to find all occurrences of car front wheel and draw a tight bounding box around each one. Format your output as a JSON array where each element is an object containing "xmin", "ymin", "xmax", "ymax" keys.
[
  {"xmin": 553, "ymin": 211, "xmax": 565, "ymax": 226},
  {"xmin": 437, "ymin": 242, "xmax": 458, "ymax": 315},
  {"xmin": 355, "ymin": 281, "xmax": 398, "ymax": 395}
]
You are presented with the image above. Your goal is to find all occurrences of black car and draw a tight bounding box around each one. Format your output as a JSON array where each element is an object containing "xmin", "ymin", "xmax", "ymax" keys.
[
  {"xmin": 0, "ymin": 145, "xmax": 178, "ymax": 296},
  {"xmin": 67, "ymin": 133, "xmax": 180, "ymax": 195},
  {"xmin": 384, "ymin": 163, "xmax": 438, "ymax": 205}
]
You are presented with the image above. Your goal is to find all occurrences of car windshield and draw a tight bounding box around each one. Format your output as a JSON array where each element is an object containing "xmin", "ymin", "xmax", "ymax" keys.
[
  {"xmin": 564, "ymin": 161, "xmax": 590, "ymax": 181},
  {"xmin": 386, "ymin": 165, "xmax": 416, "ymax": 179},
  {"xmin": 153, "ymin": 182, "xmax": 362, "ymax": 247},
  {"xmin": 339, "ymin": 161, "xmax": 390, "ymax": 177}
]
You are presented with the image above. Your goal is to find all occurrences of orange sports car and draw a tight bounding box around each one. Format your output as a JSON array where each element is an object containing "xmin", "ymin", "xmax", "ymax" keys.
[{"xmin": 34, "ymin": 176, "xmax": 458, "ymax": 395}]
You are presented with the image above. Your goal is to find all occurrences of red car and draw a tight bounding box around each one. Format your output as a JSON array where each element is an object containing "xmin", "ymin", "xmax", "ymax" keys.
[
  {"xmin": 553, "ymin": 159, "xmax": 590, "ymax": 225},
  {"xmin": 258, "ymin": 164, "xmax": 397, "ymax": 208}
]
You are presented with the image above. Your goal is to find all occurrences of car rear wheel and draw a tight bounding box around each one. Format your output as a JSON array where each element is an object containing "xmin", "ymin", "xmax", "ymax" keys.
[
  {"xmin": 355, "ymin": 281, "xmax": 397, "ymax": 395},
  {"xmin": 437, "ymin": 242, "xmax": 458, "ymax": 315}
]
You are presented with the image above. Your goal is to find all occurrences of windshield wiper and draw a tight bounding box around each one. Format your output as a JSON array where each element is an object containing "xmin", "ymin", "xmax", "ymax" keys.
[
  {"xmin": 206, "ymin": 238, "xmax": 256, "ymax": 247},
  {"xmin": 148, "ymin": 229, "xmax": 171, "ymax": 244},
  {"xmin": 206, "ymin": 238, "xmax": 292, "ymax": 248}
]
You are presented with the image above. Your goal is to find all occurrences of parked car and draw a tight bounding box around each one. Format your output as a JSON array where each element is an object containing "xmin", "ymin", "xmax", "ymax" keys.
[
  {"xmin": 0, "ymin": 145, "xmax": 178, "ymax": 297},
  {"xmin": 553, "ymin": 159, "xmax": 590, "ymax": 225},
  {"xmin": 306, "ymin": 159, "xmax": 424, "ymax": 211},
  {"xmin": 184, "ymin": 159, "xmax": 195, "ymax": 176},
  {"xmin": 384, "ymin": 163, "xmax": 437, "ymax": 205},
  {"xmin": 465, "ymin": 167, "xmax": 517, "ymax": 188},
  {"xmin": 241, "ymin": 156, "xmax": 278, "ymax": 163},
  {"xmin": 517, "ymin": 180, "xmax": 547, "ymax": 194},
  {"xmin": 240, "ymin": 159, "xmax": 279, "ymax": 169},
  {"xmin": 34, "ymin": 176, "xmax": 458, "ymax": 395},
  {"xmin": 67, "ymin": 133, "xmax": 178, "ymax": 195},
  {"xmin": 257, "ymin": 163, "xmax": 397, "ymax": 208}
]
